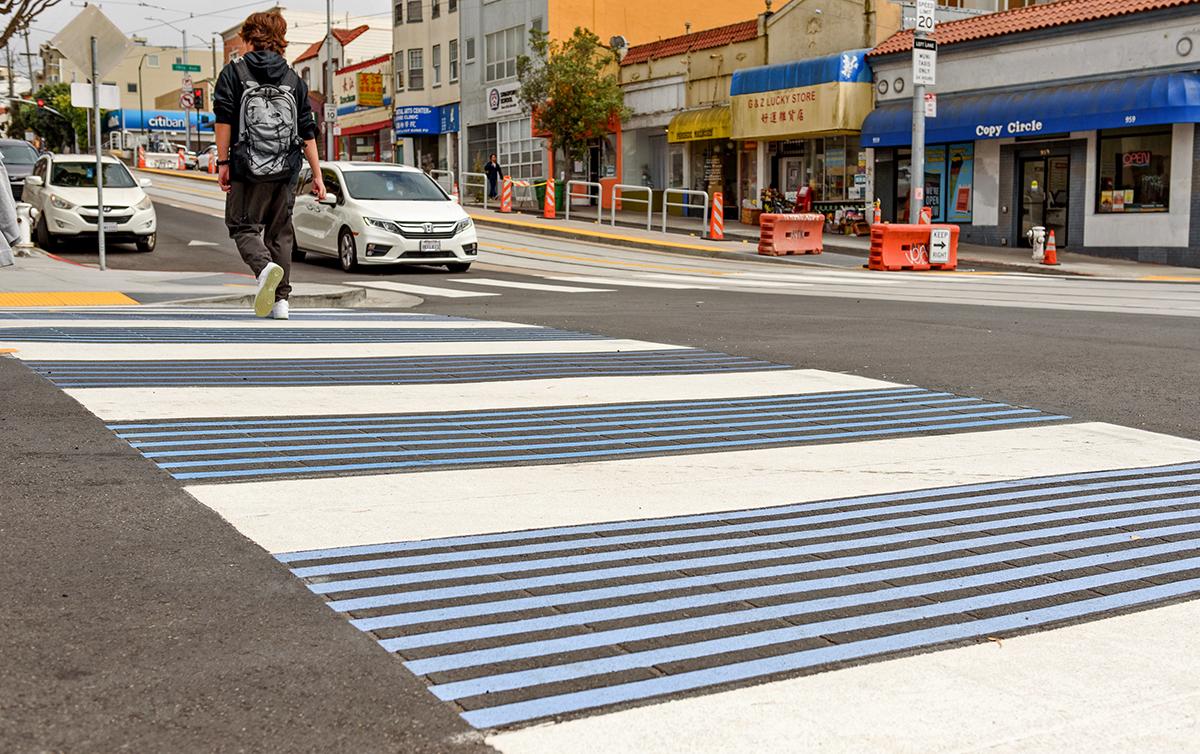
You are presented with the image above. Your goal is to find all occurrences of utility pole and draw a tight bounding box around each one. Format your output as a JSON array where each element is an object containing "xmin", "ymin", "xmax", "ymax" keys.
[
  {"xmin": 6, "ymin": 45, "xmax": 14, "ymax": 99},
  {"xmin": 324, "ymin": 0, "xmax": 334, "ymax": 159},
  {"xmin": 909, "ymin": 0, "xmax": 936, "ymax": 223},
  {"xmin": 22, "ymin": 23, "xmax": 36, "ymax": 90},
  {"xmin": 91, "ymin": 35, "xmax": 107, "ymax": 271}
]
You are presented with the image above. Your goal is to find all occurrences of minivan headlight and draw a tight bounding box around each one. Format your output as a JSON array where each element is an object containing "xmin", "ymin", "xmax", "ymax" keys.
[
  {"xmin": 455, "ymin": 217, "xmax": 473, "ymax": 235},
  {"xmin": 49, "ymin": 194, "xmax": 75, "ymax": 210},
  {"xmin": 364, "ymin": 217, "xmax": 402, "ymax": 235},
  {"xmin": 135, "ymin": 195, "xmax": 153, "ymax": 211}
]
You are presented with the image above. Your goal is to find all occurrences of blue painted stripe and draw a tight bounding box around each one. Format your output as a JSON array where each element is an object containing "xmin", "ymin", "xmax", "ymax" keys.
[
  {"xmin": 309, "ymin": 485, "xmax": 1200, "ymax": 594},
  {"xmin": 279, "ymin": 461, "xmax": 1200, "ymax": 564},
  {"xmin": 350, "ymin": 509, "xmax": 1200, "ymax": 625},
  {"xmin": 325, "ymin": 500, "xmax": 1197, "ymax": 611},
  {"xmin": 373, "ymin": 521, "xmax": 1200, "ymax": 645},
  {"xmin": 159, "ymin": 408, "xmax": 1046, "ymax": 470},
  {"xmin": 170, "ymin": 415, "xmax": 1069, "ymax": 480},
  {"xmin": 132, "ymin": 396, "xmax": 975, "ymax": 449},
  {"xmin": 457, "ymin": 576, "xmax": 1200, "ymax": 727},
  {"xmin": 0, "ymin": 327, "xmax": 605, "ymax": 343},
  {"xmin": 107, "ymin": 388, "xmax": 929, "ymax": 432},
  {"xmin": 424, "ymin": 549, "xmax": 1200, "ymax": 695},
  {"xmin": 297, "ymin": 470, "xmax": 1200, "ymax": 578},
  {"xmin": 148, "ymin": 402, "xmax": 1005, "ymax": 459}
]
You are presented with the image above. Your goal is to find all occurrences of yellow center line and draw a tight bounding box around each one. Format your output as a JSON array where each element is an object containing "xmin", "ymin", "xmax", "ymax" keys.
[{"xmin": 478, "ymin": 242, "xmax": 733, "ymax": 277}]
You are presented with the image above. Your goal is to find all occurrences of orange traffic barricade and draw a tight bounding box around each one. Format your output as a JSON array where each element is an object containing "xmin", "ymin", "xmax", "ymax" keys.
[
  {"xmin": 758, "ymin": 213, "xmax": 824, "ymax": 256},
  {"xmin": 867, "ymin": 223, "xmax": 959, "ymax": 271}
]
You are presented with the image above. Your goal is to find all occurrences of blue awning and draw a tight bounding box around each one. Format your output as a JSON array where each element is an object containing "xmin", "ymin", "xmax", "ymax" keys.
[
  {"xmin": 731, "ymin": 49, "xmax": 871, "ymax": 96},
  {"xmin": 861, "ymin": 72, "xmax": 1200, "ymax": 148}
]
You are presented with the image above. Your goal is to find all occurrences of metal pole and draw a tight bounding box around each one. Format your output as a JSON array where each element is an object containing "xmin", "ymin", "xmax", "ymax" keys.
[
  {"xmin": 325, "ymin": 0, "xmax": 334, "ymax": 159},
  {"xmin": 22, "ymin": 24, "xmax": 35, "ymax": 88},
  {"xmin": 5, "ymin": 45, "xmax": 13, "ymax": 98},
  {"xmin": 91, "ymin": 36, "xmax": 106, "ymax": 271},
  {"xmin": 909, "ymin": 30, "xmax": 926, "ymax": 225},
  {"xmin": 182, "ymin": 30, "xmax": 191, "ymax": 155},
  {"xmin": 139, "ymin": 56, "xmax": 146, "ymax": 137}
]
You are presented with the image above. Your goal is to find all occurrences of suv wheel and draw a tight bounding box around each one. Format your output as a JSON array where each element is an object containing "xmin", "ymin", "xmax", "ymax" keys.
[
  {"xmin": 136, "ymin": 233, "xmax": 157, "ymax": 253},
  {"xmin": 35, "ymin": 214, "xmax": 56, "ymax": 250}
]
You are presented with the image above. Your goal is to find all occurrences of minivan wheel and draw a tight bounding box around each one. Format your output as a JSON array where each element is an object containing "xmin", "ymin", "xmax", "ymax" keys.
[
  {"xmin": 338, "ymin": 229, "xmax": 358, "ymax": 272},
  {"xmin": 446, "ymin": 262, "xmax": 472, "ymax": 273}
]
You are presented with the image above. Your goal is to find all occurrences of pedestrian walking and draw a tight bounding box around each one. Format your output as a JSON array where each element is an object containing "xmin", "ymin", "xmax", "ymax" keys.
[
  {"xmin": 484, "ymin": 153, "xmax": 505, "ymax": 200},
  {"xmin": 0, "ymin": 153, "xmax": 20, "ymax": 266},
  {"xmin": 213, "ymin": 9, "xmax": 325, "ymax": 319}
]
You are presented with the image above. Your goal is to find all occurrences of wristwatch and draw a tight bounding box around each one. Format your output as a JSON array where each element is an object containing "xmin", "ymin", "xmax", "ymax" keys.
[{"xmin": 216, "ymin": 159, "xmax": 231, "ymax": 166}]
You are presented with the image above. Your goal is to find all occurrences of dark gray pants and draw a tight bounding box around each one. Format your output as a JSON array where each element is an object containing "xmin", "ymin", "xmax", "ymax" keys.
[{"xmin": 225, "ymin": 179, "xmax": 295, "ymax": 301}]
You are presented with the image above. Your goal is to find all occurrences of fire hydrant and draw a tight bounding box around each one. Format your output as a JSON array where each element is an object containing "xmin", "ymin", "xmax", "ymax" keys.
[{"xmin": 1025, "ymin": 225, "xmax": 1047, "ymax": 262}]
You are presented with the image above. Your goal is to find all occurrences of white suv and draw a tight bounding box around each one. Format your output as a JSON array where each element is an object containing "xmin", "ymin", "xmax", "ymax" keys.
[
  {"xmin": 293, "ymin": 162, "xmax": 478, "ymax": 273},
  {"xmin": 24, "ymin": 154, "xmax": 157, "ymax": 252}
]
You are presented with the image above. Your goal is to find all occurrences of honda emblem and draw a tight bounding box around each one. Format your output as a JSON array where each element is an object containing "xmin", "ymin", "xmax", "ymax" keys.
[{"xmin": 423, "ymin": 223, "xmax": 433, "ymax": 233}]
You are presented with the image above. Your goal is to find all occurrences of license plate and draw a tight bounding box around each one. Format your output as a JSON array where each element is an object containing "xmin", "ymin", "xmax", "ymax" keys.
[
  {"xmin": 419, "ymin": 240, "xmax": 441, "ymax": 252},
  {"xmin": 103, "ymin": 222, "xmax": 119, "ymax": 232}
]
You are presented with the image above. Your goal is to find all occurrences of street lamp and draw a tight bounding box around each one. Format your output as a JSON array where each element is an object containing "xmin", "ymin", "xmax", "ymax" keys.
[
  {"xmin": 148, "ymin": 16, "xmax": 193, "ymax": 153},
  {"xmin": 137, "ymin": 46, "xmax": 170, "ymax": 142}
]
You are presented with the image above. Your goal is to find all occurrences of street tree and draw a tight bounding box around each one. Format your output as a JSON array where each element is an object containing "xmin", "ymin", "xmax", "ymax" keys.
[
  {"xmin": 1, "ymin": 0, "xmax": 61, "ymax": 50},
  {"xmin": 516, "ymin": 27, "xmax": 629, "ymax": 180}
]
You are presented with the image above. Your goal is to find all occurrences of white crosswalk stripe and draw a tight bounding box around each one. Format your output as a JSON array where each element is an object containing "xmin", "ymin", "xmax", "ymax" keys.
[
  {"xmin": 8, "ymin": 305, "xmax": 1199, "ymax": 749},
  {"xmin": 346, "ymin": 280, "xmax": 501, "ymax": 298},
  {"xmin": 457, "ymin": 278, "xmax": 615, "ymax": 293}
]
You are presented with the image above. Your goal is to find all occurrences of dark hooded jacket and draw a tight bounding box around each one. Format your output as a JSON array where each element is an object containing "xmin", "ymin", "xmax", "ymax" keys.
[{"xmin": 213, "ymin": 50, "xmax": 319, "ymax": 146}]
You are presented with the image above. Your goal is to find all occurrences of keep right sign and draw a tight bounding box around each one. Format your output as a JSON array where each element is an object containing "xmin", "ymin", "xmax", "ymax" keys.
[{"xmin": 929, "ymin": 228, "xmax": 951, "ymax": 263}]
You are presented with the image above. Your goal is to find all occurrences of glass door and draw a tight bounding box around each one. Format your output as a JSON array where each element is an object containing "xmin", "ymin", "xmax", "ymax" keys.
[
  {"xmin": 1020, "ymin": 155, "xmax": 1070, "ymax": 246},
  {"xmin": 1019, "ymin": 157, "xmax": 1046, "ymax": 244}
]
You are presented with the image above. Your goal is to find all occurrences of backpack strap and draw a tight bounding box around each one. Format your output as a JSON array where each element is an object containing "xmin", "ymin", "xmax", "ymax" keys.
[{"xmin": 232, "ymin": 58, "xmax": 259, "ymax": 89}]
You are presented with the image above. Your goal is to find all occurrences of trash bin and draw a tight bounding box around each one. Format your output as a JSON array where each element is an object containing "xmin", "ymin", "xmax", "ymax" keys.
[{"xmin": 534, "ymin": 182, "xmax": 567, "ymax": 212}]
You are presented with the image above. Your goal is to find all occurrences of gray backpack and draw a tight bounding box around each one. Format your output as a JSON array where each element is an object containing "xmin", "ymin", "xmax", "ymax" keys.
[{"xmin": 231, "ymin": 58, "xmax": 304, "ymax": 181}]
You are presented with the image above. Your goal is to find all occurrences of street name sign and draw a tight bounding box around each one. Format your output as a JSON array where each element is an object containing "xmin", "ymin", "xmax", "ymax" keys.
[
  {"xmin": 172, "ymin": 63, "xmax": 202, "ymax": 72},
  {"xmin": 929, "ymin": 228, "xmax": 951, "ymax": 263},
  {"xmin": 913, "ymin": 38, "xmax": 937, "ymax": 87}
]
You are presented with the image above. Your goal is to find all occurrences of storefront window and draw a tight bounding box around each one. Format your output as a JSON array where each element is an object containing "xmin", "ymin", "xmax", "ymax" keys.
[
  {"xmin": 1096, "ymin": 127, "xmax": 1170, "ymax": 213},
  {"xmin": 498, "ymin": 117, "xmax": 541, "ymax": 179},
  {"xmin": 893, "ymin": 143, "xmax": 973, "ymax": 222}
]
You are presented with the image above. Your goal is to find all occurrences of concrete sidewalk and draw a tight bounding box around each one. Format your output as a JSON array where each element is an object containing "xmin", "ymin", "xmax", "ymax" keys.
[{"xmin": 0, "ymin": 251, "xmax": 385, "ymax": 307}]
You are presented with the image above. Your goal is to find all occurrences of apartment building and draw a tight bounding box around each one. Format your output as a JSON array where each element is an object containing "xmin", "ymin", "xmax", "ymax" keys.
[{"xmin": 391, "ymin": 0, "xmax": 463, "ymax": 171}]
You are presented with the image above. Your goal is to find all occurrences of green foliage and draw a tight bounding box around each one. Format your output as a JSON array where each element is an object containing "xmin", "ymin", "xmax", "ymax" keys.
[
  {"xmin": 3, "ymin": 83, "xmax": 89, "ymax": 151},
  {"xmin": 516, "ymin": 27, "xmax": 629, "ymax": 177}
]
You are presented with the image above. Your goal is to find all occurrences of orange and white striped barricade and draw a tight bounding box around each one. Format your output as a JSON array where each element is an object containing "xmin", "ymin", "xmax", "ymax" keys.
[
  {"xmin": 499, "ymin": 177, "xmax": 513, "ymax": 213},
  {"xmin": 709, "ymin": 192, "xmax": 724, "ymax": 240},
  {"xmin": 208, "ymin": 152, "xmax": 217, "ymax": 174},
  {"xmin": 867, "ymin": 224, "xmax": 959, "ymax": 271},
  {"xmin": 451, "ymin": 180, "xmax": 460, "ymax": 204},
  {"xmin": 918, "ymin": 205, "xmax": 932, "ymax": 224},
  {"xmin": 543, "ymin": 176, "xmax": 556, "ymax": 218},
  {"xmin": 757, "ymin": 213, "xmax": 824, "ymax": 256},
  {"xmin": 176, "ymin": 148, "xmax": 186, "ymax": 171},
  {"xmin": 872, "ymin": 199, "xmax": 881, "ymax": 225},
  {"xmin": 136, "ymin": 146, "xmax": 147, "ymax": 169}
]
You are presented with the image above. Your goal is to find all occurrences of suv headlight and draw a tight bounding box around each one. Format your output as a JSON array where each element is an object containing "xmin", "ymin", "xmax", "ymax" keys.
[
  {"xmin": 49, "ymin": 194, "xmax": 75, "ymax": 210},
  {"xmin": 364, "ymin": 217, "xmax": 402, "ymax": 235},
  {"xmin": 454, "ymin": 217, "xmax": 473, "ymax": 235},
  {"xmin": 135, "ymin": 195, "xmax": 153, "ymax": 211}
]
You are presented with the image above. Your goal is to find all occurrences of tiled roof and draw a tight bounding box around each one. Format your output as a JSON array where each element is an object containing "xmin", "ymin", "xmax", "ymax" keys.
[
  {"xmin": 621, "ymin": 19, "xmax": 759, "ymax": 66},
  {"xmin": 870, "ymin": 0, "xmax": 1198, "ymax": 57},
  {"xmin": 293, "ymin": 25, "xmax": 370, "ymax": 63}
]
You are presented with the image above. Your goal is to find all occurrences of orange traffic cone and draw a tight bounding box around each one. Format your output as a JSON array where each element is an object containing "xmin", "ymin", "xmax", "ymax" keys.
[
  {"xmin": 451, "ymin": 181, "xmax": 460, "ymax": 204},
  {"xmin": 918, "ymin": 206, "xmax": 932, "ymax": 224},
  {"xmin": 1042, "ymin": 230, "xmax": 1060, "ymax": 266}
]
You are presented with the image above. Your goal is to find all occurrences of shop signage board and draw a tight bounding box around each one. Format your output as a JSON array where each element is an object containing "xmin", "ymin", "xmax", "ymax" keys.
[
  {"xmin": 913, "ymin": 39, "xmax": 937, "ymax": 87},
  {"xmin": 394, "ymin": 105, "xmax": 441, "ymax": 135},
  {"xmin": 729, "ymin": 51, "xmax": 873, "ymax": 141},
  {"xmin": 486, "ymin": 82, "xmax": 522, "ymax": 119},
  {"xmin": 357, "ymin": 72, "xmax": 384, "ymax": 108},
  {"xmin": 438, "ymin": 103, "xmax": 460, "ymax": 134}
]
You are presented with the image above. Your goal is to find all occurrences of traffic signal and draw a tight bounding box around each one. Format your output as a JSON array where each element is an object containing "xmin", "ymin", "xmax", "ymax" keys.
[
  {"xmin": 192, "ymin": 87, "xmax": 205, "ymax": 110},
  {"xmin": 36, "ymin": 98, "xmax": 45, "ymax": 108}
]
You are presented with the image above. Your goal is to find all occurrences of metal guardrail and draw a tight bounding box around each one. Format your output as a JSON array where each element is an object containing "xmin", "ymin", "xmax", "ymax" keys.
[
  {"xmin": 429, "ymin": 169, "xmax": 454, "ymax": 195},
  {"xmin": 565, "ymin": 180, "xmax": 604, "ymax": 223},
  {"xmin": 609, "ymin": 184, "xmax": 653, "ymax": 231},
  {"xmin": 662, "ymin": 188, "xmax": 709, "ymax": 233},
  {"xmin": 459, "ymin": 171, "xmax": 488, "ymax": 209}
]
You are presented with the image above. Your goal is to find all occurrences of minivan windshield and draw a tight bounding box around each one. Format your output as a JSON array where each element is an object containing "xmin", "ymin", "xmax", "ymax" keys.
[
  {"xmin": 0, "ymin": 143, "xmax": 38, "ymax": 165},
  {"xmin": 342, "ymin": 170, "xmax": 447, "ymax": 201},
  {"xmin": 50, "ymin": 162, "xmax": 137, "ymax": 188}
]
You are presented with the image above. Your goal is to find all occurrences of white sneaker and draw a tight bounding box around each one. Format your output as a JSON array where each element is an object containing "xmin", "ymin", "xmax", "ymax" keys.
[
  {"xmin": 254, "ymin": 262, "xmax": 284, "ymax": 317},
  {"xmin": 269, "ymin": 300, "xmax": 290, "ymax": 320}
]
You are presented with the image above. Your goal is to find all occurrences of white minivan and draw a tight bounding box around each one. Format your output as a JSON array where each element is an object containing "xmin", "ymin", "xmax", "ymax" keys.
[{"xmin": 293, "ymin": 162, "xmax": 478, "ymax": 273}]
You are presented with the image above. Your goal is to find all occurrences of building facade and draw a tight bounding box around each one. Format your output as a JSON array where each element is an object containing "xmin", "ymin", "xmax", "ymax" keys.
[
  {"xmin": 333, "ymin": 55, "xmax": 394, "ymax": 161},
  {"xmin": 862, "ymin": 0, "xmax": 1200, "ymax": 265},
  {"xmin": 391, "ymin": 0, "xmax": 462, "ymax": 172}
]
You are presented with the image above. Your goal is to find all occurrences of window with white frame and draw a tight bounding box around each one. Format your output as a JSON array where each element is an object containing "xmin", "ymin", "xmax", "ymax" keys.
[
  {"xmin": 432, "ymin": 44, "xmax": 441, "ymax": 86},
  {"xmin": 498, "ymin": 117, "xmax": 540, "ymax": 180},
  {"xmin": 301, "ymin": 67, "xmax": 311, "ymax": 87},
  {"xmin": 449, "ymin": 39, "xmax": 459, "ymax": 82},
  {"xmin": 484, "ymin": 25, "xmax": 522, "ymax": 82},
  {"xmin": 408, "ymin": 48, "xmax": 424, "ymax": 90},
  {"xmin": 393, "ymin": 51, "xmax": 404, "ymax": 91}
]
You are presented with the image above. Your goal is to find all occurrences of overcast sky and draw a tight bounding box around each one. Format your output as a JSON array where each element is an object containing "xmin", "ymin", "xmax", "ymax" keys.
[{"xmin": 20, "ymin": 0, "xmax": 388, "ymax": 62}]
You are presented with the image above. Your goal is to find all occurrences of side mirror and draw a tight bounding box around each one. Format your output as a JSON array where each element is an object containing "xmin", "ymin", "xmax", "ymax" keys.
[
  {"xmin": 25, "ymin": 175, "xmax": 43, "ymax": 187},
  {"xmin": 139, "ymin": 178, "xmax": 152, "ymax": 188},
  {"xmin": 318, "ymin": 193, "xmax": 338, "ymax": 206}
]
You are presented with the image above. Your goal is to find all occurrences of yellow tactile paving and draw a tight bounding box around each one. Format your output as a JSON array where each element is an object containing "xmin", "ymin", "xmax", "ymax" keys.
[{"xmin": 0, "ymin": 292, "xmax": 140, "ymax": 307}]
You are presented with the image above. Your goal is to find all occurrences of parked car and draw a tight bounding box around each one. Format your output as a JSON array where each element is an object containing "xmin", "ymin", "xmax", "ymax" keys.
[
  {"xmin": 0, "ymin": 138, "xmax": 39, "ymax": 201},
  {"xmin": 293, "ymin": 162, "xmax": 477, "ymax": 273},
  {"xmin": 23, "ymin": 154, "xmax": 157, "ymax": 252}
]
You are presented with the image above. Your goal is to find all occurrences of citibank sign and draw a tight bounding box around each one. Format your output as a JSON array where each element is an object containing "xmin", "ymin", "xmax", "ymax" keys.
[{"xmin": 147, "ymin": 114, "xmax": 186, "ymax": 130}]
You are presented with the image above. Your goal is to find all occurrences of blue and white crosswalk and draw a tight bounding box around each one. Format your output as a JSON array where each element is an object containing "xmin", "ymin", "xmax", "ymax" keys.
[{"xmin": 4, "ymin": 305, "xmax": 1200, "ymax": 748}]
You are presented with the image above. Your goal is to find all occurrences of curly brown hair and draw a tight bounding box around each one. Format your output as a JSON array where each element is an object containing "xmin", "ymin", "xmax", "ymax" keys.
[{"xmin": 240, "ymin": 10, "xmax": 288, "ymax": 55}]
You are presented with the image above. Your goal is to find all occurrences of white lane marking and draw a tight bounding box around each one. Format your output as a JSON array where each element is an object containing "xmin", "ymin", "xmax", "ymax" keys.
[
  {"xmin": 457, "ymin": 278, "xmax": 614, "ymax": 293},
  {"xmin": 541, "ymin": 276, "xmax": 720, "ymax": 290},
  {"xmin": 0, "ymin": 318, "xmax": 534, "ymax": 330},
  {"xmin": 185, "ymin": 422, "xmax": 1200, "ymax": 554},
  {"xmin": 187, "ymin": 240, "xmax": 220, "ymax": 247},
  {"xmin": 69, "ymin": 369, "xmax": 892, "ymax": 420},
  {"xmin": 5, "ymin": 339, "xmax": 682, "ymax": 362},
  {"xmin": 345, "ymin": 281, "xmax": 500, "ymax": 298},
  {"xmin": 486, "ymin": 594, "xmax": 1200, "ymax": 754},
  {"xmin": 638, "ymin": 274, "xmax": 813, "ymax": 289}
]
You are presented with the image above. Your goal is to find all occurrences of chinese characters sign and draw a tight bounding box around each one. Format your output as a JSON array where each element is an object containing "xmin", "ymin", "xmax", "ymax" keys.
[
  {"xmin": 357, "ymin": 72, "xmax": 384, "ymax": 108},
  {"xmin": 731, "ymin": 81, "xmax": 873, "ymax": 140}
]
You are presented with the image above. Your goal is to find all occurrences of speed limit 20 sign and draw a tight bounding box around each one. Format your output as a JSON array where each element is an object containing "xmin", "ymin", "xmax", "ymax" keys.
[{"xmin": 916, "ymin": 0, "xmax": 936, "ymax": 32}]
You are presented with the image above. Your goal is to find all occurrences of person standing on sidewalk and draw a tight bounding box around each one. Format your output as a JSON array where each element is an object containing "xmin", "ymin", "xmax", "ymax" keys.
[
  {"xmin": 213, "ymin": 10, "xmax": 325, "ymax": 319},
  {"xmin": 484, "ymin": 154, "xmax": 505, "ymax": 201}
]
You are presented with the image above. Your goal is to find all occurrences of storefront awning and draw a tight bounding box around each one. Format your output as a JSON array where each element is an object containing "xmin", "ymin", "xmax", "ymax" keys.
[
  {"xmin": 667, "ymin": 106, "xmax": 731, "ymax": 143},
  {"xmin": 730, "ymin": 50, "xmax": 874, "ymax": 140},
  {"xmin": 861, "ymin": 71, "xmax": 1200, "ymax": 148}
]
